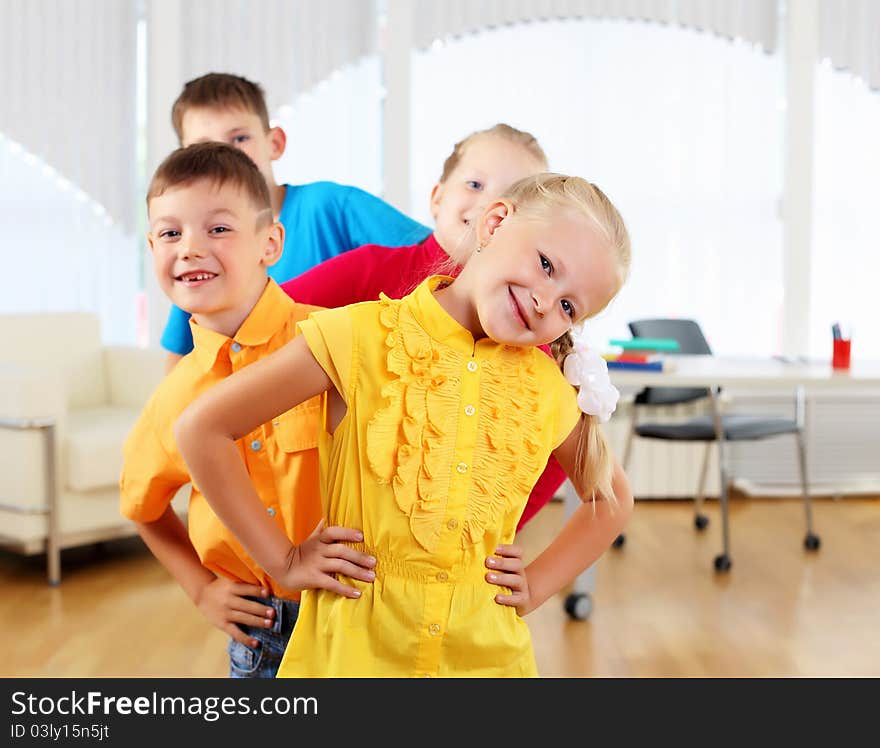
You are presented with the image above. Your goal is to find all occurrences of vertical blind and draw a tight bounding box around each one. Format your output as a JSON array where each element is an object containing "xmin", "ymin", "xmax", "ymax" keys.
[
  {"xmin": 819, "ymin": 0, "xmax": 880, "ymax": 90},
  {"xmin": 177, "ymin": 0, "xmax": 377, "ymax": 116},
  {"xmin": 0, "ymin": 0, "xmax": 138, "ymax": 233},
  {"xmin": 412, "ymin": 0, "xmax": 778, "ymax": 53}
]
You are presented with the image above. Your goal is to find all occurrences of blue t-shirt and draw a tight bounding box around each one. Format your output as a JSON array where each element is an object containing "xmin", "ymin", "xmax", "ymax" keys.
[{"xmin": 160, "ymin": 181, "xmax": 431, "ymax": 355}]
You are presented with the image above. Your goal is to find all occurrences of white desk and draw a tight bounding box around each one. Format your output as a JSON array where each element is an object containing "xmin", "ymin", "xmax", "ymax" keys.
[
  {"xmin": 606, "ymin": 355, "xmax": 880, "ymax": 391},
  {"xmin": 561, "ymin": 355, "xmax": 880, "ymax": 620}
]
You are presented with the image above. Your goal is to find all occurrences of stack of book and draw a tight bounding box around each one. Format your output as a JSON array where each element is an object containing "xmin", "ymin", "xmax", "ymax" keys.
[{"xmin": 603, "ymin": 337, "xmax": 680, "ymax": 371}]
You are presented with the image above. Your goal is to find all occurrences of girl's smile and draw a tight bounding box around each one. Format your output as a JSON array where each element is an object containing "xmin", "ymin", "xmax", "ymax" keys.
[
  {"xmin": 509, "ymin": 287, "xmax": 532, "ymax": 331},
  {"xmin": 438, "ymin": 203, "xmax": 620, "ymax": 348}
]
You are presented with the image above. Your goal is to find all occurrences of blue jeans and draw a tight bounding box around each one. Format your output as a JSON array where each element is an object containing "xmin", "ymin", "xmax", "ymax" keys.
[{"xmin": 228, "ymin": 595, "xmax": 300, "ymax": 678}]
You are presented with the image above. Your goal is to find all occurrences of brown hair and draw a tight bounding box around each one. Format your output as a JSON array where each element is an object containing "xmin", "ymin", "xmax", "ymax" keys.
[
  {"xmin": 171, "ymin": 72, "xmax": 271, "ymax": 143},
  {"xmin": 438, "ymin": 123, "xmax": 548, "ymax": 182},
  {"xmin": 503, "ymin": 173, "xmax": 632, "ymax": 510},
  {"xmin": 147, "ymin": 142, "xmax": 272, "ymax": 221}
]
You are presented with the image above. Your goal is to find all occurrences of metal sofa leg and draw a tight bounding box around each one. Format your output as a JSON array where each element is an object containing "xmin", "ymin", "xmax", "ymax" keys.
[
  {"xmin": 44, "ymin": 422, "xmax": 61, "ymax": 585},
  {"xmin": 0, "ymin": 417, "xmax": 61, "ymax": 585}
]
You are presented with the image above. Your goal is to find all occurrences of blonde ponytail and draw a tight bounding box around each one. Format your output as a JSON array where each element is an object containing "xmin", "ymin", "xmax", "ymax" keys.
[{"xmin": 552, "ymin": 332, "xmax": 618, "ymax": 509}]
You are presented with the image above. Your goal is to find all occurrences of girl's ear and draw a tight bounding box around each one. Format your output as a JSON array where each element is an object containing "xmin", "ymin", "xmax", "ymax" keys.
[
  {"xmin": 428, "ymin": 182, "xmax": 444, "ymax": 221},
  {"xmin": 261, "ymin": 222, "xmax": 285, "ymax": 267},
  {"xmin": 477, "ymin": 200, "xmax": 511, "ymax": 246},
  {"xmin": 267, "ymin": 126, "xmax": 287, "ymax": 161}
]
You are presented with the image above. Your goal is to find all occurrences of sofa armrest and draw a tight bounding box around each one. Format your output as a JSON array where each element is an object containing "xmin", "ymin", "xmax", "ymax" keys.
[
  {"xmin": 103, "ymin": 346, "xmax": 166, "ymax": 408},
  {"xmin": 0, "ymin": 363, "xmax": 66, "ymax": 422}
]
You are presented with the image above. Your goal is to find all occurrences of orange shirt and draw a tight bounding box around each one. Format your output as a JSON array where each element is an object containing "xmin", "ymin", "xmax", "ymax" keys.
[{"xmin": 120, "ymin": 280, "xmax": 323, "ymax": 600}]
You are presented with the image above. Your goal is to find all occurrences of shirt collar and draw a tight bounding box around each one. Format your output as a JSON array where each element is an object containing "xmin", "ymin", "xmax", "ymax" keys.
[
  {"xmin": 190, "ymin": 279, "xmax": 295, "ymax": 370},
  {"xmin": 405, "ymin": 275, "xmax": 478, "ymax": 356}
]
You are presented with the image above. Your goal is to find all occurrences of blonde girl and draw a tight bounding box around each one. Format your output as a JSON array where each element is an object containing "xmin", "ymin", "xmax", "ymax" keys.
[
  {"xmin": 175, "ymin": 172, "xmax": 634, "ymax": 677},
  {"xmin": 282, "ymin": 124, "xmax": 565, "ymax": 531}
]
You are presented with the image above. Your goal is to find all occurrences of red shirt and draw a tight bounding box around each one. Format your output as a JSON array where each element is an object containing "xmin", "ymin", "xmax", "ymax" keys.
[
  {"xmin": 282, "ymin": 233, "xmax": 451, "ymax": 308},
  {"xmin": 281, "ymin": 234, "xmax": 568, "ymax": 531}
]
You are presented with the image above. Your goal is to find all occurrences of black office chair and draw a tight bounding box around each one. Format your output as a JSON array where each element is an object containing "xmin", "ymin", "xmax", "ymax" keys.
[{"xmin": 613, "ymin": 319, "xmax": 820, "ymax": 572}]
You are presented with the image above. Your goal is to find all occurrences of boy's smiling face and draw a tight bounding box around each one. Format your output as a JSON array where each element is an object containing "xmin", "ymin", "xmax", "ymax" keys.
[
  {"xmin": 147, "ymin": 178, "xmax": 282, "ymax": 337},
  {"xmin": 179, "ymin": 106, "xmax": 284, "ymax": 190}
]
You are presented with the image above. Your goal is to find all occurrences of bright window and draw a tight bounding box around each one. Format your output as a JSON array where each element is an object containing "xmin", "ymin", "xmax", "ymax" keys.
[
  {"xmin": 811, "ymin": 64, "xmax": 880, "ymax": 361},
  {"xmin": 411, "ymin": 18, "xmax": 785, "ymax": 356}
]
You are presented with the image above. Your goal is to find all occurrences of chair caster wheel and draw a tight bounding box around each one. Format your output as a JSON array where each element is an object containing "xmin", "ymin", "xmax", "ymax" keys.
[
  {"xmin": 804, "ymin": 533, "xmax": 821, "ymax": 551},
  {"xmin": 694, "ymin": 514, "xmax": 709, "ymax": 531},
  {"xmin": 564, "ymin": 593, "xmax": 593, "ymax": 621},
  {"xmin": 612, "ymin": 534, "xmax": 625, "ymax": 549},
  {"xmin": 713, "ymin": 554, "xmax": 732, "ymax": 572}
]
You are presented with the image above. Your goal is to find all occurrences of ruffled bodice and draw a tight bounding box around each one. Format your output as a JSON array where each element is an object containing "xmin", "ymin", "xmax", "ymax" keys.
[{"xmin": 366, "ymin": 293, "xmax": 549, "ymax": 553}]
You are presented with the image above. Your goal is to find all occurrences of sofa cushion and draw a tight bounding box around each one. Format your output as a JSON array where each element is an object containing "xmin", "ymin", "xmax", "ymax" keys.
[
  {"xmin": 64, "ymin": 406, "xmax": 143, "ymax": 492},
  {"xmin": 0, "ymin": 312, "xmax": 108, "ymax": 409}
]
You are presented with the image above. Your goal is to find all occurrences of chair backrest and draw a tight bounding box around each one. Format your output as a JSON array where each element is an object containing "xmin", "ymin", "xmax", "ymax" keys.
[{"xmin": 629, "ymin": 318, "xmax": 712, "ymax": 406}]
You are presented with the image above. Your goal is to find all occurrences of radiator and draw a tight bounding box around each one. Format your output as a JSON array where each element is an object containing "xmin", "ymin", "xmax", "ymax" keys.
[{"xmin": 601, "ymin": 391, "xmax": 880, "ymax": 499}]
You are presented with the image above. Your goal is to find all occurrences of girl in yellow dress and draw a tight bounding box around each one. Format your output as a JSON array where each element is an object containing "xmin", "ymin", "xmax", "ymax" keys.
[{"xmin": 175, "ymin": 173, "xmax": 634, "ymax": 677}]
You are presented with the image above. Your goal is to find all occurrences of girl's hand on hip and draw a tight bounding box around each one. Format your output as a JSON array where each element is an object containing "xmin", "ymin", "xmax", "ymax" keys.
[
  {"xmin": 282, "ymin": 519, "xmax": 376, "ymax": 598},
  {"xmin": 486, "ymin": 544, "xmax": 534, "ymax": 616}
]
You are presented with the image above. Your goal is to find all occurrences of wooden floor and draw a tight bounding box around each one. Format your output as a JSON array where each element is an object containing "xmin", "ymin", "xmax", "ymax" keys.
[{"xmin": 3, "ymin": 494, "xmax": 879, "ymax": 677}]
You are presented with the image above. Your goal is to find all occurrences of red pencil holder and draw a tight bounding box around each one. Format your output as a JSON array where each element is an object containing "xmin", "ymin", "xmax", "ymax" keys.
[{"xmin": 832, "ymin": 338, "xmax": 851, "ymax": 370}]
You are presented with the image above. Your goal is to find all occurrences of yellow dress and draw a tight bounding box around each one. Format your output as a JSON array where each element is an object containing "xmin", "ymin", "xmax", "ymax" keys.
[{"xmin": 278, "ymin": 276, "xmax": 580, "ymax": 677}]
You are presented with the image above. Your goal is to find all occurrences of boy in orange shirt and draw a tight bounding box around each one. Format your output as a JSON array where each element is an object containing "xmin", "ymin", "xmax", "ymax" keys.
[{"xmin": 120, "ymin": 142, "xmax": 375, "ymax": 677}]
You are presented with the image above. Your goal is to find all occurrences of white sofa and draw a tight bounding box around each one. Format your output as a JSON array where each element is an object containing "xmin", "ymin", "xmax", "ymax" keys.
[{"xmin": 0, "ymin": 312, "xmax": 185, "ymax": 584}]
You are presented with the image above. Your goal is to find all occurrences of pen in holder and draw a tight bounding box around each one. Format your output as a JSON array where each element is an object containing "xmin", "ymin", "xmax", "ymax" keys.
[{"xmin": 831, "ymin": 322, "xmax": 852, "ymax": 370}]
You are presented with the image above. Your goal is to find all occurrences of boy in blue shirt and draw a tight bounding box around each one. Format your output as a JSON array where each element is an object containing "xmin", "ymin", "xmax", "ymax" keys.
[{"xmin": 161, "ymin": 72, "xmax": 430, "ymax": 369}]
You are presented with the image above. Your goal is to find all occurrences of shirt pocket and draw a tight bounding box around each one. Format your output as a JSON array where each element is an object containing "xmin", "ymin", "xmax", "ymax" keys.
[{"xmin": 273, "ymin": 397, "xmax": 322, "ymax": 453}]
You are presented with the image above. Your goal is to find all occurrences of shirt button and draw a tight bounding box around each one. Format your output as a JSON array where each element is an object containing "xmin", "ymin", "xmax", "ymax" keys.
[
  {"xmin": 456, "ymin": 462, "xmax": 468, "ymax": 474},
  {"xmin": 436, "ymin": 571, "xmax": 448, "ymax": 582},
  {"xmin": 267, "ymin": 507, "xmax": 276, "ymax": 517},
  {"xmin": 250, "ymin": 440, "xmax": 262, "ymax": 451},
  {"xmin": 446, "ymin": 518, "xmax": 458, "ymax": 530},
  {"xmin": 464, "ymin": 405, "xmax": 475, "ymax": 416},
  {"xmin": 428, "ymin": 623, "xmax": 441, "ymax": 635},
  {"xmin": 466, "ymin": 360, "xmax": 478, "ymax": 372},
  {"xmin": 231, "ymin": 342, "xmax": 242, "ymax": 352}
]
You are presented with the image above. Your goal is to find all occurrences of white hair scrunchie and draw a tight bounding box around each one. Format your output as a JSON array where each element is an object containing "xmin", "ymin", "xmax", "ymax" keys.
[{"xmin": 562, "ymin": 327, "xmax": 620, "ymax": 423}]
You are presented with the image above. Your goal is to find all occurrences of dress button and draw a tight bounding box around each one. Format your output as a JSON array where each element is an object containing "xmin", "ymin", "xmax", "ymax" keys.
[
  {"xmin": 436, "ymin": 571, "xmax": 448, "ymax": 582},
  {"xmin": 250, "ymin": 440, "xmax": 262, "ymax": 451},
  {"xmin": 429, "ymin": 623, "xmax": 441, "ymax": 635},
  {"xmin": 446, "ymin": 518, "xmax": 458, "ymax": 530},
  {"xmin": 267, "ymin": 507, "xmax": 276, "ymax": 517},
  {"xmin": 466, "ymin": 360, "xmax": 478, "ymax": 372},
  {"xmin": 231, "ymin": 342, "xmax": 242, "ymax": 353},
  {"xmin": 464, "ymin": 405, "xmax": 475, "ymax": 416},
  {"xmin": 456, "ymin": 462, "xmax": 468, "ymax": 474}
]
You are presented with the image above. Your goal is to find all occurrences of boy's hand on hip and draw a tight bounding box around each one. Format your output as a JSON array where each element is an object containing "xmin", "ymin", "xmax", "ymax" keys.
[
  {"xmin": 486, "ymin": 544, "xmax": 534, "ymax": 616},
  {"xmin": 282, "ymin": 520, "xmax": 376, "ymax": 598},
  {"xmin": 196, "ymin": 577, "xmax": 276, "ymax": 647}
]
